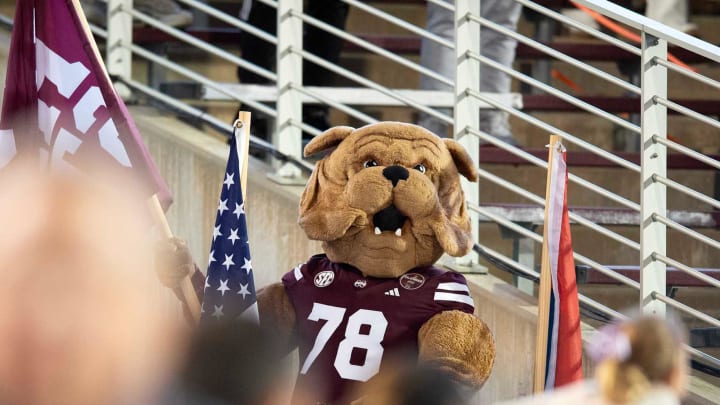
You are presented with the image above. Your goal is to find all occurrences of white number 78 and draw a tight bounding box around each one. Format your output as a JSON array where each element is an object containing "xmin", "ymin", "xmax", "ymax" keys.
[{"xmin": 300, "ymin": 303, "xmax": 388, "ymax": 382}]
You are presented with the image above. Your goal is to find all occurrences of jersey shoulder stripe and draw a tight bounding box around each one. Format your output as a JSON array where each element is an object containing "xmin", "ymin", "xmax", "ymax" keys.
[
  {"xmin": 434, "ymin": 291, "xmax": 475, "ymax": 308},
  {"xmin": 436, "ymin": 282, "xmax": 470, "ymax": 292},
  {"xmin": 293, "ymin": 265, "xmax": 304, "ymax": 281}
]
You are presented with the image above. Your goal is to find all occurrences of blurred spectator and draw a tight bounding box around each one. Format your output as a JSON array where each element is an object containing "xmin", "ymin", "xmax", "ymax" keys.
[
  {"xmin": 0, "ymin": 166, "xmax": 186, "ymax": 405},
  {"xmin": 80, "ymin": 0, "xmax": 193, "ymax": 28},
  {"xmin": 172, "ymin": 319, "xmax": 295, "ymax": 405},
  {"xmin": 419, "ymin": 0, "xmax": 521, "ymax": 144},
  {"xmin": 497, "ymin": 315, "xmax": 689, "ymax": 405},
  {"xmin": 347, "ymin": 358, "xmax": 469, "ymax": 405}
]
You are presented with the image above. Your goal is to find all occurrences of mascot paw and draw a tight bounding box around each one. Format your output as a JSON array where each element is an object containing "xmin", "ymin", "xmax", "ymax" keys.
[
  {"xmin": 154, "ymin": 237, "xmax": 195, "ymax": 289},
  {"xmin": 418, "ymin": 310, "xmax": 495, "ymax": 390}
]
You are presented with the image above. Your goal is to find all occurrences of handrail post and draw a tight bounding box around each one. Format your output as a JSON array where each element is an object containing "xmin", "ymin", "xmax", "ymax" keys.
[
  {"xmin": 106, "ymin": 0, "xmax": 133, "ymax": 100},
  {"xmin": 453, "ymin": 0, "xmax": 484, "ymax": 272},
  {"xmin": 272, "ymin": 0, "xmax": 304, "ymax": 184},
  {"xmin": 640, "ymin": 31, "xmax": 667, "ymax": 316}
]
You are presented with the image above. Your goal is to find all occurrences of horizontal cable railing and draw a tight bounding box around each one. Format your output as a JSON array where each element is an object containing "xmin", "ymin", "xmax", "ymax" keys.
[
  {"xmin": 516, "ymin": 0, "xmax": 641, "ymax": 55},
  {"xmin": 654, "ymin": 96, "xmax": 720, "ymax": 130},
  {"xmin": 652, "ymin": 174, "xmax": 720, "ymax": 211},
  {"xmin": 120, "ymin": 77, "xmax": 315, "ymax": 173},
  {"xmin": 291, "ymin": 9, "xmax": 453, "ymax": 87},
  {"xmin": 467, "ymin": 13, "xmax": 641, "ymax": 95},
  {"xmin": 654, "ymin": 58, "xmax": 720, "ymax": 90},
  {"xmin": 576, "ymin": 0, "xmax": 720, "ymax": 63},
  {"xmin": 467, "ymin": 202, "xmax": 641, "ymax": 289},
  {"xmin": 475, "ymin": 166, "xmax": 640, "ymax": 250},
  {"xmin": 125, "ymin": 7, "xmax": 276, "ymax": 82},
  {"xmin": 175, "ymin": 0, "xmax": 278, "ymax": 45},
  {"xmin": 466, "ymin": 50, "xmax": 640, "ymax": 132},
  {"xmin": 339, "ymin": 0, "xmax": 454, "ymax": 49},
  {"xmin": 465, "ymin": 91, "xmax": 642, "ymax": 174},
  {"xmin": 91, "ymin": 25, "xmax": 279, "ymax": 118},
  {"xmin": 292, "ymin": 47, "xmax": 453, "ymax": 124}
]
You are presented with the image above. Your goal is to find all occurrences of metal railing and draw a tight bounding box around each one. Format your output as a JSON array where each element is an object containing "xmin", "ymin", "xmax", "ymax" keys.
[{"xmin": 97, "ymin": 0, "xmax": 720, "ymax": 371}]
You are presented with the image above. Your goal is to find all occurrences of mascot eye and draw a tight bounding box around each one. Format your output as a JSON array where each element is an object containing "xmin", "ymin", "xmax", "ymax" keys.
[
  {"xmin": 414, "ymin": 164, "xmax": 426, "ymax": 174},
  {"xmin": 363, "ymin": 160, "xmax": 378, "ymax": 168}
]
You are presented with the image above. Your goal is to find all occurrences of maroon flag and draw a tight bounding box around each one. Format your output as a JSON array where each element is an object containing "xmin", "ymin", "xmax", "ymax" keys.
[{"xmin": 0, "ymin": 0, "xmax": 171, "ymax": 207}]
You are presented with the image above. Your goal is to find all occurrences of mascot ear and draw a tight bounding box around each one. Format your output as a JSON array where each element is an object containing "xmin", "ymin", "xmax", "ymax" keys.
[
  {"xmin": 304, "ymin": 126, "xmax": 355, "ymax": 157},
  {"xmin": 443, "ymin": 139, "xmax": 478, "ymax": 182}
]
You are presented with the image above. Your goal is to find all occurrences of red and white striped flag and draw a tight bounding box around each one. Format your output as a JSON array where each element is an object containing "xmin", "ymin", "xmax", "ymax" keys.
[
  {"xmin": 0, "ymin": 0, "xmax": 170, "ymax": 207},
  {"xmin": 544, "ymin": 141, "xmax": 583, "ymax": 388}
]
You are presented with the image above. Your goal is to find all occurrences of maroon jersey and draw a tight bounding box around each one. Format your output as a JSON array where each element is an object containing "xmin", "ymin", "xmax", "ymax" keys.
[{"xmin": 282, "ymin": 254, "xmax": 475, "ymax": 404}]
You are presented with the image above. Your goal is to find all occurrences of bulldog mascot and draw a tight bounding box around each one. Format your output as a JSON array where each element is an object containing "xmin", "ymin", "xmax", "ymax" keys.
[{"xmin": 158, "ymin": 122, "xmax": 495, "ymax": 404}]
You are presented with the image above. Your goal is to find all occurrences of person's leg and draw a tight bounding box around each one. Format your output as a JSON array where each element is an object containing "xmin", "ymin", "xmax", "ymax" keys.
[
  {"xmin": 238, "ymin": 0, "xmax": 277, "ymax": 85},
  {"xmin": 303, "ymin": 0, "xmax": 350, "ymax": 132},
  {"xmin": 418, "ymin": 0, "xmax": 454, "ymax": 137},
  {"xmin": 646, "ymin": 0, "xmax": 695, "ymax": 33},
  {"xmin": 479, "ymin": 0, "xmax": 521, "ymax": 142}
]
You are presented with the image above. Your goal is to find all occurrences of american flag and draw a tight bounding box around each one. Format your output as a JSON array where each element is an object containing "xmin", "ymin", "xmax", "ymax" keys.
[{"xmin": 200, "ymin": 133, "xmax": 258, "ymax": 323}]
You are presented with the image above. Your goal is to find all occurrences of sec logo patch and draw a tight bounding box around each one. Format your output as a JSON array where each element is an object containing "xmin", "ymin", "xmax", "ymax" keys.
[
  {"xmin": 399, "ymin": 273, "xmax": 425, "ymax": 290},
  {"xmin": 314, "ymin": 270, "xmax": 335, "ymax": 287}
]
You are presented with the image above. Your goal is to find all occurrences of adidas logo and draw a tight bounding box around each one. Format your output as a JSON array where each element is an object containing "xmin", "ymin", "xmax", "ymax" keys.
[{"xmin": 384, "ymin": 288, "xmax": 400, "ymax": 297}]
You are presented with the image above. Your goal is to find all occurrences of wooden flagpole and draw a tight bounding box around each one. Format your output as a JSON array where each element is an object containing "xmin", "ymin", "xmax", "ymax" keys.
[
  {"xmin": 533, "ymin": 134, "xmax": 562, "ymax": 392},
  {"xmin": 149, "ymin": 195, "xmax": 202, "ymax": 323},
  {"xmin": 236, "ymin": 111, "xmax": 252, "ymax": 193}
]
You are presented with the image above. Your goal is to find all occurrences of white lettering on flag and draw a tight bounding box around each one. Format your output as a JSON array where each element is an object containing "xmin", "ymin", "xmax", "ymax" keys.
[
  {"xmin": 35, "ymin": 39, "xmax": 89, "ymax": 98},
  {"xmin": 34, "ymin": 38, "xmax": 131, "ymax": 168}
]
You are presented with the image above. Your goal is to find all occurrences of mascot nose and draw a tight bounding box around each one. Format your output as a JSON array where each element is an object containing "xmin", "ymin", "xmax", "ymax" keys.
[{"xmin": 382, "ymin": 165, "xmax": 410, "ymax": 187}]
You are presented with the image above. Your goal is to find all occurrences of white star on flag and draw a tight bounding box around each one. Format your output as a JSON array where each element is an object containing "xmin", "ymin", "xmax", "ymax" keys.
[
  {"xmin": 208, "ymin": 249, "xmax": 216, "ymax": 266},
  {"xmin": 228, "ymin": 228, "xmax": 240, "ymax": 245},
  {"xmin": 233, "ymin": 202, "xmax": 245, "ymax": 219},
  {"xmin": 211, "ymin": 305, "xmax": 224, "ymax": 320},
  {"xmin": 217, "ymin": 279, "xmax": 231, "ymax": 296},
  {"xmin": 222, "ymin": 254, "xmax": 235, "ymax": 271},
  {"xmin": 238, "ymin": 283, "xmax": 251, "ymax": 299},
  {"xmin": 223, "ymin": 172, "xmax": 235, "ymax": 189},
  {"xmin": 218, "ymin": 198, "xmax": 229, "ymax": 215},
  {"xmin": 241, "ymin": 258, "xmax": 252, "ymax": 273},
  {"xmin": 212, "ymin": 224, "xmax": 222, "ymax": 241}
]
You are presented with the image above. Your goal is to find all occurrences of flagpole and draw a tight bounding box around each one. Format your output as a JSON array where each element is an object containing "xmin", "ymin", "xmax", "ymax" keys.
[
  {"xmin": 533, "ymin": 134, "xmax": 562, "ymax": 392},
  {"xmin": 235, "ymin": 111, "xmax": 252, "ymax": 193},
  {"xmin": 149, "ymin": 195, "xmax": 202, "ymax": 323}
]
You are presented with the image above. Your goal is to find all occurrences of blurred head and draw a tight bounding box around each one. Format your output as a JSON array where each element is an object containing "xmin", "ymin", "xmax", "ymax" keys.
[
  {"xmin": 180, "ymin": 320, "xmax": 290, "ymax": 405},
  {"xmin": 0, "ymin": 166, "xmax": 185, "ymax": 405},
  {"xmin": 348, "ymin": 360, "xmax": 467, "ymax": 405},
  {"xmin": 588, "ymin": 315, "xmax": 688, "ymax": 404}
]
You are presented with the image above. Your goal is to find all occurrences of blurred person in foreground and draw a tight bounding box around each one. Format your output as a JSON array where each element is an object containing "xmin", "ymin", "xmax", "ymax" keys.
[
  {"xmin": 498, "ymin": 315, "xmax": 689, "ymax": 405},
  {"xmin": 0, "ymin": 165, "xmax": 187, "ymax": 405},
  {"xmin": 346, "ymin": 355, "xmax": 469, "ymax": 405},
  {"xmin": 173, "ymin": 319, "xmax": 301, "ymax": 405}
]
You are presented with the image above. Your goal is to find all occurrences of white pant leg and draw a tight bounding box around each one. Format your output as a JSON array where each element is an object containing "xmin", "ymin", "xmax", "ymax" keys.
[
  {"xmin": 419, "ymin": 0, "xmax": 521, "ymax": 140},
  {"xmin": 418, "ymin": 0, "xmax": 455, "ymax": 136},
  {"xmin": 646, "ymin": 0, "xmax": 694, "ymax": 32}
]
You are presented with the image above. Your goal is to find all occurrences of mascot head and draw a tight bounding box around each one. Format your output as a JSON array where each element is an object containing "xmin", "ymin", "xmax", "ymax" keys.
[{"xmin": 298, "ymin": 122, "xmax": 478, "ymax": 278}]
